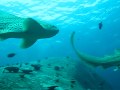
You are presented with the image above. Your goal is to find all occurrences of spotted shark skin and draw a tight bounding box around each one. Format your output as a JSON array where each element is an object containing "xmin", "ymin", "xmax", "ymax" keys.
[
  {"xmin": 71, "ymin": 31, "xmax": 120, "ymax": 70},
  {"xmin": 0, "ymin": 10, "xmax": 59, "ymax": 48}
]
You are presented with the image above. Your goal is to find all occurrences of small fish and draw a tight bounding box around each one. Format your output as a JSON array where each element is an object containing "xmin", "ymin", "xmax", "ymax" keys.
[
  {"xmin": 99, "ymin": 22, "xmax": 103, "ymax": 30},
  {"xmin": 48, "ymin": 86, "xmax": 58, "ymax": 90},
  {"xmin": 7, "ymin": 53, "xmax": 16, "ymax": 58}
]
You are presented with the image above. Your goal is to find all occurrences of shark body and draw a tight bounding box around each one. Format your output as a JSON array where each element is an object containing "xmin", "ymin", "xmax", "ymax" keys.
[
  {"xmin": 0, "ymin": 10, "xmax": 59, "ymax": 48},
  {"xmin": 71, "ymin": 32, "xmax": 120, "ymax": 70}
]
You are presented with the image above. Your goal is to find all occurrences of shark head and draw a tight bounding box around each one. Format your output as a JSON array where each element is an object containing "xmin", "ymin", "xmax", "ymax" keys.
[{"xmin": 46, "ymin": 26, "xmax": 59, "ymax": 37}]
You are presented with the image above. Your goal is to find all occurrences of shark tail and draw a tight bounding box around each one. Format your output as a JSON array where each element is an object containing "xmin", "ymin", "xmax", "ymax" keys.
[
  {"xmin": 70, "ymin": 31, "xmax": 84, "ymax": 60},
  {"xmin": 70, "ymin": 32, "xmax": 120, "ymax": 69},
  {"xmin": 70, "ymin": 32, "xmax": 100, "ymax": 67},
  {"xmin": 70, "ymin": 31, "xmax": 78, "ymax": 55}
]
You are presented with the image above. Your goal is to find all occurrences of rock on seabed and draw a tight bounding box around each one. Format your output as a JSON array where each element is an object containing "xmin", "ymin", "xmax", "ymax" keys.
[{"xmin": 0, "ymin": 57, "xmax": 112, "ymax": 90}]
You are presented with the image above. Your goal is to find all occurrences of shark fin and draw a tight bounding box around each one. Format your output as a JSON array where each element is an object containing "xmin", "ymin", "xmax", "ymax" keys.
[
  {"xmin": 21, "ymin": 38, "xmax": 37, "ymax": 48},
  {"xmin": 23, "ymin": 18, "xmax": 44, "ymax": 33},
  {"xmin": 0, "ymin": 37, "xmax": 8, "ymax": 41},
  {"xmin": 70, "ymin": 31, "xmax": 100, "ymax": 68},
  {"xmin": 20, "ymin": 18, "xmax": 45, "ymax": 48}
]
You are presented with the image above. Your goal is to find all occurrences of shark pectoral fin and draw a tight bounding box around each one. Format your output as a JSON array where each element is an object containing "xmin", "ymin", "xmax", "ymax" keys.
[
  {"xmin": 21, "ymin": 38, "xmax": 37, "ymax": 48},
  {"xmin": 0, "ymin": 34, "xmax": 9, "ymax": 40},
  {"xmin": 0, "ymin": 37, "xmax": 8, "ymax": 41}
]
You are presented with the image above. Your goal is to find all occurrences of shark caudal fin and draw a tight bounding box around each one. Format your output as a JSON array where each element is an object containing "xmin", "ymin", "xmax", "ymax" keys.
[
  {"xmin": 70, "ymin": 32, "xmax": 85, "ymax": 61},
  {"xmin": 70, "ymin": 31, "xmax": 76, "ymax": 51},
  {"xmin": 70, "ymin": 32, "xmax": 100, "ymax": 67},
  {"xmin": 70, "ymin": 32, "xmax": 120, "ymax": 70},
  {"xmin": 70, "ymin": 31, "xmax": 85, "ymax": 60}
]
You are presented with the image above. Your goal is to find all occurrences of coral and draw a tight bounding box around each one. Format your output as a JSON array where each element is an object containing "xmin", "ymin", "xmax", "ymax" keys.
[
  {"xmin": 47, "ymin": 86, "xmax": 58, "ymax": 90},
  {"xmin": 19, "ymin": 74, "xmax": 25, "ymax": 79},
  {"xmin": 54, "ymin": 66, "xmax": 60, "ymax": 71},
  {"xmin": 21, "ymin": 69, "xmax": 33, "ymax": 74},
  {"xmin": 3, "ymin": 66, "xmax": 19, "ymax": 73},
  {"xmin": 31, "ymin": 64, "xmax": 41, "ymax": 71}
]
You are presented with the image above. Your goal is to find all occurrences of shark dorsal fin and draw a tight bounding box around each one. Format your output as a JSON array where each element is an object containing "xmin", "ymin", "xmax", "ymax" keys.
[
  {"xmin": 23, "ymin": 18, "xmax": 44, "ymax": 33},
  {"xmin": 20, "ymin": 18, "xmax": 44, "ymax": 48}
]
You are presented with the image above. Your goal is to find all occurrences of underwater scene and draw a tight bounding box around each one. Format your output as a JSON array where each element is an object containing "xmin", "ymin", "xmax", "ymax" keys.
[{"xmin": 0, "ymin": 0, "xmax": 120, "ymax": 90}]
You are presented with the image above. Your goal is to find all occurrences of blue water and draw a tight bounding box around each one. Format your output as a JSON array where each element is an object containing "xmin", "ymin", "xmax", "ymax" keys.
[{"xmin": 0, "ymin": 0, "xmax": 120, "ymax": 89}]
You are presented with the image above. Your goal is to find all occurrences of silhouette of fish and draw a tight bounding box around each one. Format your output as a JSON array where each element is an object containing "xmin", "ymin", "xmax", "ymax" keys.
[
  {"xmin": 99, "ymin": 22, "xmax": 103, "ymax": 30},
  {"xmin": 0, "ymin": 10, "xmax": 59, "ymax": 48},
  {"xmin": 7, "ymin": 53, "xmax": 16, "ymax": 58}
]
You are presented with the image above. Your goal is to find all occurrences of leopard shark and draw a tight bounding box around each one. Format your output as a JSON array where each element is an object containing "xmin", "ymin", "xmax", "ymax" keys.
[
  {"xmin": 71, "ymin": 31, "xmax": 120, "ymax": 71},
  {"xmin": 0, "ymin": 10, "xmax": 59, "ymax": 48}
]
